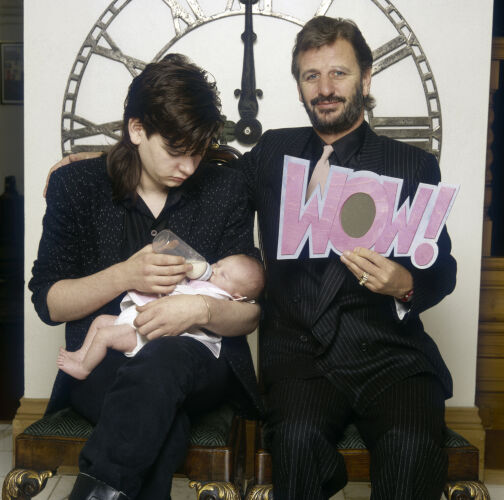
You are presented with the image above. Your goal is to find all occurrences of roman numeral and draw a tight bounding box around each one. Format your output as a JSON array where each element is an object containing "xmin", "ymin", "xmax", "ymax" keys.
[
  {"xmin": 259, "ymin": 1, "xmax": 273, "ymax": 15},
  {"xmin": 369, "ymin": 116, "xmax": 441, "ymax": 155},
  {"xmin": 92, "ymin": 31, "xmax": 146, "ymax": 77},
  {"xmin": 314, "ymin": 0, "xmax": 334, "ymax": 16},
  {"xmin": 372, "ymin": 36, "xmax": 413, "ymax": 75},
  {"xmin": 162, "ymin": 0, "xmax": 206, "ymax": 36},
  {"xmin": 62, "ymin": 115, "xmax": 122, "ymax": 152}
]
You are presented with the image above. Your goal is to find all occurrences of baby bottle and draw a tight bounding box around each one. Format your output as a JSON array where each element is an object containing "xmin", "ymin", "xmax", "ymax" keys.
[{"xmin": 152, "ymin": 229, "xmax": 212, "ymax": 281}]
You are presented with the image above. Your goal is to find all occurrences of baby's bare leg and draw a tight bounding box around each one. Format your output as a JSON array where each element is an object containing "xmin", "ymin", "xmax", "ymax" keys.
[
  {"xmin": 62, "ymin": 314, "xmax": 118, "ymax": 363},
  {"xmin": 58, "ymin": 323, "xmax": 137, "ymax": 380}
]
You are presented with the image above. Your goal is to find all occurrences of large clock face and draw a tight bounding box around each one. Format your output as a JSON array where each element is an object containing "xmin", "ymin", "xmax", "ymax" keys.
[{"xmin": 61, "ymin": 0, "xmax": 441, "ymax": 159}]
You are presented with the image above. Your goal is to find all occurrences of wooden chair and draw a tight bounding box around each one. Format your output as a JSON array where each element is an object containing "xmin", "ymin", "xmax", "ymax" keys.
[
  {"xmin": 245, "ymin": 423, "xmax": 491, "ymax": 500},
  {"xmin": 2, "ymin": 404, "xmax": 245, "ymax": 500}
]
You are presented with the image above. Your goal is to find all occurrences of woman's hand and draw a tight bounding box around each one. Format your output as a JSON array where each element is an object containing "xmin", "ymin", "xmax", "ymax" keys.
[
  {"xmin": 135, "ymin": 292, "xmax": 261, "ymax": 340},
  {"xmin": 120, "ymin": 245, "xmax": 192, "ymax": 296},
  {"xmin": 135, "ymin": 294, "xmax": 204, "ymax": 340}
]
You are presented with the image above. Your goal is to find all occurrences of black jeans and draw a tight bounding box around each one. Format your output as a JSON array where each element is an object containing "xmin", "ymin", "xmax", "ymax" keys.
[{"xmin": 71, "ymin": 336, "xmax": 233, "ymax": 499}]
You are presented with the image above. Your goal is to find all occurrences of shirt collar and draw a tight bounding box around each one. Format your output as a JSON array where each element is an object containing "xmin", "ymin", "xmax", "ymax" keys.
[
  {"xmin": 121, "ymin": 186, "xmax": 185, "ymax": 218},
  {"xmin": 311, "ymin": 120, "xmax": 368, "ymax": 167},
  {"xmin": 331, "ymin": 120, "xmax": 368, "ymax": 166}
]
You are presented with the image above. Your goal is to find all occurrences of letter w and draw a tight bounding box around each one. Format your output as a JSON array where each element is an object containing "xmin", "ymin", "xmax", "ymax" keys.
[{"xmin": 277, "ymin": 156, "xmax": 347, "ymax": 259}]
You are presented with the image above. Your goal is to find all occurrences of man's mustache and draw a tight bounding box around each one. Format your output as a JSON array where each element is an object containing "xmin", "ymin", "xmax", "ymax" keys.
[{"xmin": 310, "ymin": 95, "xmax": 346, "ymax": 106}]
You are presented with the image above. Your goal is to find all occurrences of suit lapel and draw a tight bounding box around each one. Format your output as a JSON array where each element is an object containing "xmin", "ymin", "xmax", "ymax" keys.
[
  {"xmin": 275, "ymin": 128, "xmax": 315, "ymax": 171},
  {"xmin": 312, "ymin": 258, "xmax": 347, "ymax": 324},
  {"xmin": 357, "ymin": 126, "xmax": 385, "ymax": 175}
]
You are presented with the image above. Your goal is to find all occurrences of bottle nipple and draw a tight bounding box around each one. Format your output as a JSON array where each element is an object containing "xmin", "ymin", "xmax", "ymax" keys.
[{"xmin": 187, "ymin": 261, "xmax": 212, "ymax": 281}]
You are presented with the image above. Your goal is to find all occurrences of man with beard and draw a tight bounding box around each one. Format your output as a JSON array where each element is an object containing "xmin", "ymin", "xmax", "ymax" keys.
[{"xmin": 238, "ymin": 16, "xmax": 457, "ymax": 500}]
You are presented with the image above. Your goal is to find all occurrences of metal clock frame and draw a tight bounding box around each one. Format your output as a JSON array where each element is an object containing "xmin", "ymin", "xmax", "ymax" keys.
[{"xmin": 61, "ymin": 0, "xmax": 442, "ymax": 158}]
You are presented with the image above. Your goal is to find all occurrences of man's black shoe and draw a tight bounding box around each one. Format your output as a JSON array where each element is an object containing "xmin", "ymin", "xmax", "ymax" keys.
[{"xmin": 69, "ymin": 472, "xmax": 129, "ymax": 500}]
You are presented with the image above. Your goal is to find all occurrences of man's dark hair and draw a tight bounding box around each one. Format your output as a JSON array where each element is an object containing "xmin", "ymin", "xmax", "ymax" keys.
[
  {"xmin": 107, "ymin": 53, "xmax": 224, "ymax": 199},
  {"xmin": 291, "ymin": 16, "xmax": 375, "ymax": 109}
]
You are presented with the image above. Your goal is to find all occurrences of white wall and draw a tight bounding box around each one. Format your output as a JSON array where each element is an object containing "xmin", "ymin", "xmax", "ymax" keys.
[{"xmin": 24, "ymin": 0, "xmax": 493, "ymax": 406}]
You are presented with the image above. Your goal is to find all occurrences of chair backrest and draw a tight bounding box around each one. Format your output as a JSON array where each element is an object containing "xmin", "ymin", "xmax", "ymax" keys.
[{"xmin": 203, "ymin": 144, "xmax": 242, "ymax": 166}]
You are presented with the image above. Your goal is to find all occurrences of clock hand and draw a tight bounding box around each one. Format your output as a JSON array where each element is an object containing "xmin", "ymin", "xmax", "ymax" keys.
[{"xmin": 234, "ymin": 0, "xmax": 263, "ymax": 145}]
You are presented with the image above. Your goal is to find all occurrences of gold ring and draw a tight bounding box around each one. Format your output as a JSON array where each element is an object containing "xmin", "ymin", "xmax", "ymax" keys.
[{"xmin": 358, "ymin": 272, "xmax": 369, "ymax": 286}]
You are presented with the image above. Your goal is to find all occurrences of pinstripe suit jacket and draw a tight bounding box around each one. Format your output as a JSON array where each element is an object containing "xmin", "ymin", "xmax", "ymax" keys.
[{"xmin": 239, "ymin": 123, "xmax": 456, "ymax": 411}]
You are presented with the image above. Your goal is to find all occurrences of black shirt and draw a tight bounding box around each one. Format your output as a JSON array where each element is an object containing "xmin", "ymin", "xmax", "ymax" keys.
[{"xmin": 120, "ymin": 188, "xmax": 185, "ymax": 259}]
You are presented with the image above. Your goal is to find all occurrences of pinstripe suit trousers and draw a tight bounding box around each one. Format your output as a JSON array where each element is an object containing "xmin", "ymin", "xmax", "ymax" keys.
[{"xmin": 265, "ymin": 373, "xmax": 447, "ymax": 500}]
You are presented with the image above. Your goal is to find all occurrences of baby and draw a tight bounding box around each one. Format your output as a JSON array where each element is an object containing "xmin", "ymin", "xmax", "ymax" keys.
[{"xmin": 57, "ymin": 254, "xmax": 264, "ymax": 380}]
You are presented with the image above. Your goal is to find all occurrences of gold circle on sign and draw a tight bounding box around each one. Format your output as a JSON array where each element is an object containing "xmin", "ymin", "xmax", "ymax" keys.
[{"xmin": 340, "ymin": 193, "xmax": 376, "ymax": 238}]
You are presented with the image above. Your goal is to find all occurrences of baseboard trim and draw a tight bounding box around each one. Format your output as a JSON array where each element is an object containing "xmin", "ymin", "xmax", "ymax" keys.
[
  {"xmin": 445, "ymin": 406, "xmax": 486, "ymax": 479},
  {"xmin": 12, "ymin": 397, "xmax": 48, "ymax": 441}
]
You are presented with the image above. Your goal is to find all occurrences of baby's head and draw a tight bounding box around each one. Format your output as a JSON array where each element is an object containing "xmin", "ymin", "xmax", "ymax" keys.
[{"xmin": 209, "ymin": 254, "xmax": 265, "ymax": 300}]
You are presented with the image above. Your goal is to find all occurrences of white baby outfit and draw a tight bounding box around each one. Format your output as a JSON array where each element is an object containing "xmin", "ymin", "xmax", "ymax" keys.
[{"xmin": 116, "ymin": 280, "xmax": 233, "ymax": 358}]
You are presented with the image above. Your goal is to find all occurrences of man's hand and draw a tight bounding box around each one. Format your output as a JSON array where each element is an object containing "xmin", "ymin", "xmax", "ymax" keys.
[
  {"xmin": 135, "ymin": 294, "xmax": 205, "ymax": 340},
  {"xmin": 340, "ymin": 247, "xmax": 413, "ymax": 299},
  {"xmin": 44, "ymin": 152, "xmax": 103, "ymax": 197},
  {"xmin": 120, "ymin": 245, "xmax": 192, "ymax": 296}
]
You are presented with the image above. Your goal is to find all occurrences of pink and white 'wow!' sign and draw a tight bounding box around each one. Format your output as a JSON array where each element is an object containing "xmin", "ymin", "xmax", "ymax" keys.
[{"xmin": 277, "ymin": 155, "xmax": 459, "ymax": 269}]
